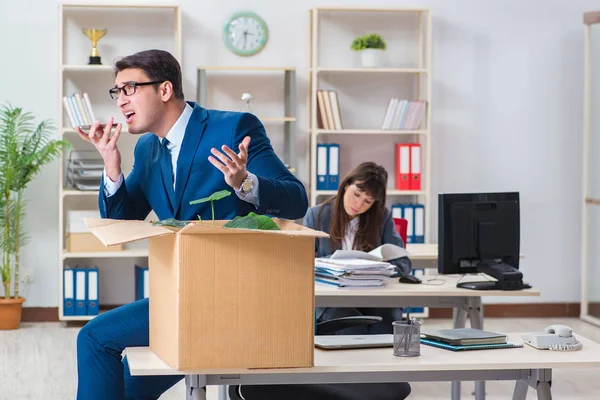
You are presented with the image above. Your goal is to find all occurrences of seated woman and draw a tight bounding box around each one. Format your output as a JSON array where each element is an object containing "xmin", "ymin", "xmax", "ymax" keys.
[
  {"xmin": 233, "ymin": 162, "xmax": 412, "ymax": 400},
  {"xmin": 305, "ymin": 161, "xmax": 412, "ymax": 335}
]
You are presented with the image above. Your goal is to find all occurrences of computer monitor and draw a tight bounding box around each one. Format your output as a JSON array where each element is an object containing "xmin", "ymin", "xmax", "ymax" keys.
[{"xmin": 438, "ymin": 192, "xmax": 529, "ymax": 290}]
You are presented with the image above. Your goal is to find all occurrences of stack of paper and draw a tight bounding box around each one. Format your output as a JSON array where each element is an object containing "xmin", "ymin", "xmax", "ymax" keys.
[{"xmin": 315, "ymin": 258, "xmax": 396, "ymax": 288}]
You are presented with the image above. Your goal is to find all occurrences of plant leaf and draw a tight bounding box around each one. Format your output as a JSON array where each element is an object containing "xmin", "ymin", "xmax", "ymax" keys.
[
  {"xmin": 223, "ymin": 212, "xmax": 280, "ymax": 230},
  {"xmin": 152, "ymin": 218, "xmax": 188, "ymax": 228},
  {"xmin": 189, "ymin": 189, "xmax": 231, "ymax": 205}
]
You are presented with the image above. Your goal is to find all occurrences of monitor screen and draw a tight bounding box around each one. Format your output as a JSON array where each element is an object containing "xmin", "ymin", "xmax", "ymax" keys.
[{"xmin": 438, "ymin": 192, "xmax": 520, "ymax": 275}]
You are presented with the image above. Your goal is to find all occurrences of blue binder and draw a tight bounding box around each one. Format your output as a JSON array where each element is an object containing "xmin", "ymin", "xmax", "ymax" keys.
[
  {"xmin": 135, "ymin": 265, "xmax": 149, "ymax": 301},
  {"xmin": 74, "ymin": 268, "xmax": 87, "ymax": 316},
  {"xmin": 327, "ymin": 143, "xmax": 340, "ymax": 190},
  {"xmin": 63, "ymin": 268, "xmax": 75, "ymax": 316},
  {"xmin": 316, "ymin": 144, "xmax": 328, "ymax": 190},
  {"xmin": 413, "ymin": 204, "xmax": 425, "ymax": 243},
  {"xmin": 86, "ymin": 267, "xmax": 99, "ymax": 315}
]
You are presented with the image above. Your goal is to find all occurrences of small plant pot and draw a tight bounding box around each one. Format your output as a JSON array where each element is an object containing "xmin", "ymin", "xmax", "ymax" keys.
[
  {"xmin": 360, "ymin": 48, "xmax": 384, "ymax": 68},
  {"xmin": 0, "ymin": 297, "xmax": 25, "ymax": 330}
]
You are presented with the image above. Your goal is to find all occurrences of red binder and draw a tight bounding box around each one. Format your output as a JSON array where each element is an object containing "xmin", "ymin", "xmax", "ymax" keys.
[
  {"xmin": 395, "ymin": 143, "xmax": 411, "ymax": 190},
  {"xmin": 410, "ymin": 143, "xmax": 421, "ymax": 190}
]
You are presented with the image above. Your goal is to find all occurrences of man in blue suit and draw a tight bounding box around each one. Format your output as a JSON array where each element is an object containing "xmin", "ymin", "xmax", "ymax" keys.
[{"xmin": 74, "ymin": 49, "xmax": 308, "ymax": 400}]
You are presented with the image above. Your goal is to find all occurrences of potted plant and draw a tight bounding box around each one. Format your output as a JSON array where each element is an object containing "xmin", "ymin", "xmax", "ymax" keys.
[
  {"xmin": 0, "ymin": 103, "xmax": 70, "ymax": 329},
  {"xmin": 351, "ymin": 33, "xmax": 387, "ymax": 68}
]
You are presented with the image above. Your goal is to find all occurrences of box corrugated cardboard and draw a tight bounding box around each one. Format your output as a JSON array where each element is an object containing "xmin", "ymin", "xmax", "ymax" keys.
[
  {"xmin": 66, "ymin": 211, "xmax": 123, "ymax": 252},
  {"xmin": 84, "ymin": 217, "xmax": 328, "ymax": 370},
  {"xmin": 66, "ymin": 232, "xmax": 123, "ymax": 252}
]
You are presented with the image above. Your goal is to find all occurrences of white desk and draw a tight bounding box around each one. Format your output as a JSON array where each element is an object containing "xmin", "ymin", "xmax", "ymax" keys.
[
  {"xmin": 315, "ymin": 275, "xmax": 540, "ymax": 400},
  {"xmin": 126, "ymin": 333, "xmax": 600, "ymax": 400}
]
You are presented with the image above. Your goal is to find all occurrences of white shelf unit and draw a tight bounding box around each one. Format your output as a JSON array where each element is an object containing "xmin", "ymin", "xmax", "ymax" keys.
[
  {"xmin": 308, "ymin": 7, "xmax": 432, "ymax": 319},
  {"xmin": 57, "ymin": 3, "xmax": 181, "ymax": 322},
  {"xmin": 196, "ymin": 66, "xmax": 298, "ymax": 173},
  {"xmin": 307, "ymin": 7, "xmax": 432, "ymax": 243}
]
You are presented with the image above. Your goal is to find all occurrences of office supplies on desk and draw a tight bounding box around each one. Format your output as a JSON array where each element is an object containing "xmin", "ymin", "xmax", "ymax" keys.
[
  {"xmin": 421, "ymin": 328, "xmax": 507, "ymax": 346},
  {"xmin": 393, "ymin": 319, "xmax": 421, "ymax": 357},
  {"xmin": 420, "ymin": 338, "xmax": 523, "ymax": 352}
]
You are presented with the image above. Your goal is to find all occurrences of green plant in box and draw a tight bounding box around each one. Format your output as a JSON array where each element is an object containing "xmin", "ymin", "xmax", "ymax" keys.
[{"xmin": 189, "ymin": 189, "xmax": 232, "ymax": 227}]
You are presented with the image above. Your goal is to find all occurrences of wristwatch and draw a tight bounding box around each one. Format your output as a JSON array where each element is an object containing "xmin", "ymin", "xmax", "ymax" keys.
[{"xmin": 236, "ymin": 174, "xmax": 254, "ymax": 195}]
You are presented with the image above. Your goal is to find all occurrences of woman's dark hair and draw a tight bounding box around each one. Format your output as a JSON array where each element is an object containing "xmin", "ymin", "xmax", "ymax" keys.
[
  {"xmin": 319, "ymin": 161, "xmax": 388, "ymax": 252},
  {"xmin": 114, "ymin": 49, "xmax": 184, "ymax": 100}
]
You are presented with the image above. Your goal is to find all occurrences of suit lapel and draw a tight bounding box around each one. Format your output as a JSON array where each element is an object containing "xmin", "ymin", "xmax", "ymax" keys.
[{"xmin": 174, "ymin": 103, "xmax": 208, "ymax": 216}]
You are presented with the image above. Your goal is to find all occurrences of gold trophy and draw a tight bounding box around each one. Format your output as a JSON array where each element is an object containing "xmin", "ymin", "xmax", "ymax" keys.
[{"xmin": 82, "ymin": 28, "xmax": 107, "ymax": 65}]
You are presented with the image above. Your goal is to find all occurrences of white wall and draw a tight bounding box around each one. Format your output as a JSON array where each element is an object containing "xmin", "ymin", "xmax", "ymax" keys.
[{"xmin": 0, "ymin": 0, "xmax": 595, "ymax": 307}]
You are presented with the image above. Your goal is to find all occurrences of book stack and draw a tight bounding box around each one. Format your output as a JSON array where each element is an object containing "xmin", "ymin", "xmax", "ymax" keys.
[
  {"xmin": 65, "ymin": 150, "xmax": 104, "ymax": 191},
  {"xmin": 381, "ymin": 99, "xmax": 427, "ymax": 130},
  {"xmin": 315, "ymin": 258, "xmax": 396, "ymax": 288},
  {"xmin": 314, "ymin": 244, "xmax": 409, "ymax": 288},
  {"xmin": 420, "ymin": 328, "xmax": 523, "ymax": 351},
  {"xmin": 316, "ymin": 89, "xmax": 343, "ymax": 130},
  {"xmin": 63, "ymin": 92, "xmax": 96, "ymax": 128}
]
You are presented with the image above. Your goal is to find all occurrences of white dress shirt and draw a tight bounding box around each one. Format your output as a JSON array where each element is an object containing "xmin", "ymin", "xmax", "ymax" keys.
[
  {"xmin": 103, "ymin": 103, "xmax": 259, "ymax": 207},
  {"xmin": 342, "ymin": 217, "xmax": 360, "ymax": 250}
]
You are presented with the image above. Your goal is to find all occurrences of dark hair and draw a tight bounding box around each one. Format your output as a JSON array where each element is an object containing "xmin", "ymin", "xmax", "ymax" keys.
[
  {"xmin": 114, "ymin": 49, "xmax": 184, "ymax": 100},
  {"xmin": 319, "ymin": 161, "xmax": 388, "ymax": 252}
]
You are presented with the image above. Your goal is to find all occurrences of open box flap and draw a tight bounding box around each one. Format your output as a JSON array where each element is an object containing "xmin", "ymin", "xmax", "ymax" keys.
[
  {"xmin": 83, "ymin": 218, "xmax": 177, "ymax": 247},
  {"xmin": 177, "ymin": 218, "xmax": 330, "ymax": 238}
]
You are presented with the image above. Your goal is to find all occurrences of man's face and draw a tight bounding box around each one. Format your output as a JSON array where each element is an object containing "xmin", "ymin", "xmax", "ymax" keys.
[{"xmin": 113, "ymin": 68, "xmax": 162, "ymax": 135}]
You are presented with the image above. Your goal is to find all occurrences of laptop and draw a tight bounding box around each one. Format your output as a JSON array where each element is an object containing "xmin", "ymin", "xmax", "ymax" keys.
[{"xmin": 314, "ymin": 334, "xmax": 394, "ymax": 350}]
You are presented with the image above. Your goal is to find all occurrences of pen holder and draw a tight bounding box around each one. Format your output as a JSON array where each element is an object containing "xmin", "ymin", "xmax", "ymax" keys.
[{"xmin": 393, "ymin": 319, "xmax": 421, "ymax": 357}]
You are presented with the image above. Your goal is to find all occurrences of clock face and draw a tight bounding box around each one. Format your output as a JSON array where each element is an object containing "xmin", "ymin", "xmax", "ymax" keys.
[{"xmin": 224, "ymin": 12, "xmax": 268, "ymax": 56}]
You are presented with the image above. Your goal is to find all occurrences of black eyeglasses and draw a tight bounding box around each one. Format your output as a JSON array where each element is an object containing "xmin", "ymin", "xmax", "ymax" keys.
[{"xmin": 109, "ymin": 81, "xmax": 163, "ymax": 100}]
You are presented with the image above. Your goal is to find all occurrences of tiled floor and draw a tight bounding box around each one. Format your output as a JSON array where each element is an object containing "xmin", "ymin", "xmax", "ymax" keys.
[{"xmin": 0, "ymin": 317, "xmax": 599, "ymax": 399}]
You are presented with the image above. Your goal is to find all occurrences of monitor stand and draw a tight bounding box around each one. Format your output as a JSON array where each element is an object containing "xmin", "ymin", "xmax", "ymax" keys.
[{"xmin": 456, "ymin": 262, "xmax": 531, "ymax": 291}]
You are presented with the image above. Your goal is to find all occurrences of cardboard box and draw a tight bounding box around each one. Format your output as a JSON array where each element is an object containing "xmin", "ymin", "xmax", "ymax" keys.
[
  {"xmin": 84, "ymin": 217, "xmax": 328, "ymax": 370},
  {"xmin": 66, "ymin": 232, "xmax": 123, "ymax": 253},
  {"xmin": 67, "ymin": 210, "xmax": 123, "ymax": 252}
]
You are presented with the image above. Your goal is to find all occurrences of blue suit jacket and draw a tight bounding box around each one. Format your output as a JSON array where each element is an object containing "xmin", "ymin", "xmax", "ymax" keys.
[{"xmin": 99, "ymin": 102, "xmax": 308, "ymax": 221}]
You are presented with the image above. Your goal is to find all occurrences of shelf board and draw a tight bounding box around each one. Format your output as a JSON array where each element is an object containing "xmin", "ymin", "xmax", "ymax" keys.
[
  {"xmin": 62, "ymin": 190, "xmax": 99, "ymax": 197},
  {"xmin": 60, "ymin": 314, "xmax": 96, "ymax": 321},
  {"xmin": 62, "ymin": 4, "xmax": 179, "ymax": 9},
  {"xmin": 62, "ymin": 248, "xmax": 149, "ymax": 259},
  {"xmin": 260, "ymin": 117, "xmax": 296, "ymax": 123},
  {"xmin": 314, "ymin": 7, "xmax": 429, "ymax": 13},
  {"xmin": 198, "ymin": 66, "xmax": 295, "ymax": 71},
  {"xmin": 314, "ymin": 129, "xmax": 427, "ymax": 135},
  {"xmin": 314, "ymin": 190, "xmax": 426, "ymax": 196},
  {"xmin": 62, "ymin": 65, "xmax": 114, "ymax": 72},
  {"xmin": 314, "ymin": 67, "xmax": 427, "ymax": 74}
]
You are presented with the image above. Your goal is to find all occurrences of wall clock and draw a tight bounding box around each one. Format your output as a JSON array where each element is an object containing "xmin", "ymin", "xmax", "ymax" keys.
[{"xmin": 223, "ymin": 11, "xmax": 269, "ymax": 56}]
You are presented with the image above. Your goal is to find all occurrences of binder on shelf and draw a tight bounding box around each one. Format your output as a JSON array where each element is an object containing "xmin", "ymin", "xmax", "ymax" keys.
[
  {"xmin": 403, "ymin": 204, "xmax": 414, "ymax": 244},
  {"xmin": 410, "ymin": 144, "xmax": 421, "ymax": 190},
  {"xmin": 316, "ymin": 144, "xmax": 328, "ymax": 190},
  {"xmin": 74, "ymin": 268, "xmax": 87, "ymax": 316},
  {"xmin": 413, "ymin": 204, "xmax": 425, "ymax": 243},
  {"xmin": 327, "ymin": 143, "xmax": 340, "ymax": 190},
  {"xmin": 63, "ymin": 268, "xmax": 75, "ymax": 316},
  {"xmin": 86, "ymin": 267, "xmax": 99, "ymax": 315},
  {"xmin": 395, "ymin": 144, "xmax": 410, "ymax": 190},
  {"xmin": 135, "ymin": 265, "xmax": 149, "ymax": 301}
]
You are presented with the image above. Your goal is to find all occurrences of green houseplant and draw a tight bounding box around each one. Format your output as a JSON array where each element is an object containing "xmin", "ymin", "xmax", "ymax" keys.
[
  {"xmin": 351, "ymin": 33, "xmax": 387, "ymax": 68},
  {"xmin": 0, "ymin": 103, "xmax": 70, "ymax": 329}
]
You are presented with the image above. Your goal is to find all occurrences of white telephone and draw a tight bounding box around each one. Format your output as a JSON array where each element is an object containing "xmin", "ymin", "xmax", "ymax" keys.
[{"xmin": 523, "ymin": 324, "xmax": 583, "ymax": 351}]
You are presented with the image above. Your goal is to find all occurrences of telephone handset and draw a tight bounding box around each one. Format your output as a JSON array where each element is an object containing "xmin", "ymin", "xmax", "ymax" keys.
[{"xmin": 523, "ymin": 324, "xmax": 583, "ymax": 351}]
